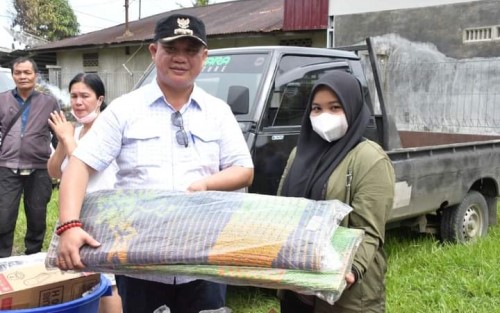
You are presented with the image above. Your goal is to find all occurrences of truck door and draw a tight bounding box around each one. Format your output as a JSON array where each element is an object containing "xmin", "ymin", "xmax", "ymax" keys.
[{"xmin": 251, "ymin": 55, "xmax": 352, "ymax": 195}]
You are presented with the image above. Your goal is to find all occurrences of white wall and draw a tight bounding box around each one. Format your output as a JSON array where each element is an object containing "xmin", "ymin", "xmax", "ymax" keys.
[
  {"xmin": 56, "ymin": 46, "xmax": 152, "ymax": 102},
  {"xmin": 330, "ymin": 0, "xmax": 483, "ymax": 15}
]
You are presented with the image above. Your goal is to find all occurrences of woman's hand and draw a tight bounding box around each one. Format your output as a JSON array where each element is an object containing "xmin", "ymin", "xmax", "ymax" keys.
[
  {"xmin": 345, "ymin": 271, "xmax": 356, "ymax": 288},
  {"xmin": 57, "ymin": 227, "xmax": 101, "ymax": 270},
  {"xmin": 48, "ymin": 110, "xmax": 74, "ymax": 143}
]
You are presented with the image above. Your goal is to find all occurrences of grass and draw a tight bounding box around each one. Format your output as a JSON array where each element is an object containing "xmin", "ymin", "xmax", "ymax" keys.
[
  {"xmin": 12, "ymin": 191, "xmax": 59, "ymax": 255},
  {"xmin": 12, "ymin": 191, "xmax": 500, "ymax": 312},
  {"xmin": 385, "ymin": 226, "xmax": 500, "ymax": 313}
]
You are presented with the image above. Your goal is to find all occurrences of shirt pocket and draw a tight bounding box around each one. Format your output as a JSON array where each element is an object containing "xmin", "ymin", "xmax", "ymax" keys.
[
  {"xmin": 189, "ymin": 126, "xmax": 221, "ymax": 169},
  {"xmin": 124, "ymin": 126, "xmax": 164, "ymax": 167}
]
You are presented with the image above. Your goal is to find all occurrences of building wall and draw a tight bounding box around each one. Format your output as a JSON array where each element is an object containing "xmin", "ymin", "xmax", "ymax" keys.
[
  {"xmin": 55, "ymin": 45, "xmax": 154, "ymax": 103},
  {"xmin": 360, "ymin": 35, "xmax": 500, "ymax": 135},
  {"xmin": 330, "ymin": 0, "xmax": 482, "ymax": 15},
  {"xmin": 332, "ymin": 0, "xmax": 499, "ymax": 58},
  {"xmin": 209, "ymin": 31, "xmax": 327, "ymax": 49}
]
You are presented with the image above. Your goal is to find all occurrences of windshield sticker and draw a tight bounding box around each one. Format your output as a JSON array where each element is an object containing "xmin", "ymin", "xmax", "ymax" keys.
[
  {"xmin": 203, "ymin": 56, "xmax": 231, "ymax": 73},
  {"xmin": 254, "ymin": 57, "xmax": 265, "ymax": 67},
  {"xmin": 202, "ymin": 54, "xmax": 268, "ymax": 73}
]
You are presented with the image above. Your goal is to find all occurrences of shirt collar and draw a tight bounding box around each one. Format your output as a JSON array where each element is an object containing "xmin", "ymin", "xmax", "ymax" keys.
[
  {"xmin": 144, "ymin": 81, "xmax": 164, "ymax": 106},
  {"xmin": 12, "ymin": 88, "xmax": 37, "ymax": 99},
  {"xmin": 146, "ymin": 80, "xmax": 205, "ymax": 111},
  {"xmin": 190, "ymin": 84, "xmax": 206, "ymax": 111}
]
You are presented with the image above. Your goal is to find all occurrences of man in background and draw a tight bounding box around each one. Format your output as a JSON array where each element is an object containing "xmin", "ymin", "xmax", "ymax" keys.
[{"xmin": 0, "ymin": 57, "xmax": 59, "ymax": 257}]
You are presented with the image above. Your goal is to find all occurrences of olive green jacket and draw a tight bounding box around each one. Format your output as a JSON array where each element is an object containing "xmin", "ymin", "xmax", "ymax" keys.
[{"xmin": 278, "ymin": 140, "xmax": 395, "ymax": 313}]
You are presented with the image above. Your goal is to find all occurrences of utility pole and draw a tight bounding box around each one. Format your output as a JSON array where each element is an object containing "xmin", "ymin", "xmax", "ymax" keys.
[
  {"xmin": 139, "ymin": 0, "xmax": 142, "ymax": 19},
  {"xmin": 122, "ymin": 0, "xmax": 134, "ymax": 37}
]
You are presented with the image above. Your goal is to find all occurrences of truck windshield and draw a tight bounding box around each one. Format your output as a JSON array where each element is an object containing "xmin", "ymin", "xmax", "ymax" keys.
[
  {"xmin": 135, "ymin": 53, "xmax": 269, "ymax": 120},
  {"xmin": 198, "ymin": 53, "xmax": 269, "ymax": 118}
]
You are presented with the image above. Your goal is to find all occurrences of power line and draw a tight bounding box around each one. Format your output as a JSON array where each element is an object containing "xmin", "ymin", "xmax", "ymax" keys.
[
  {"xmin": 70, "ymin": 0, "xmax": 122, "ymax": 8},
  {"xmin": 72, "ymin": 9, "xmax": 121, "ymax": 23}
]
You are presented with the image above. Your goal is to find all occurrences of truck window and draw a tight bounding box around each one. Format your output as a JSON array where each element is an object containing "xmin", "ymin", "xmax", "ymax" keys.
[
  {"xmin": 264, "ymin": 55, "xmax": 350, "ymax": 127},
  {"xmin": 197, "ymin": 53, "xmax": 269, "ymax": 117},
  {"xmin": 270, "ymin": 81, "xmax": 309, "ymax": 126}
]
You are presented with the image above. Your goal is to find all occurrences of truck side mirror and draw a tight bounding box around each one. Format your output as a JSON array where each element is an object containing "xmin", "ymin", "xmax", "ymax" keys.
[{"xmin": 227, "ymin": 85, "xmax": 250, "ymax": 115}]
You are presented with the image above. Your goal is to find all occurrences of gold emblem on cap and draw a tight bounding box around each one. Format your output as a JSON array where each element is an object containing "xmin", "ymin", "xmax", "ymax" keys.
[{"xmin": 174, "ymin": 18, "xmax": 194, "ymax": 36}]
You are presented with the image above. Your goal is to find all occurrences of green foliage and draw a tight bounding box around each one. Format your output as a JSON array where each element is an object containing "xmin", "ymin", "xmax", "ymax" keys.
[
  {"xmin": 12, "ymin": 0, "xmax": 79, "ymax": 41},
  {"xmin": 13, "ymin": 193, "xmax": 500, "ymax": 312},
  {"xmin": 192, "ymin": 0, "xmax": 212, "ymax": 6},
  {"xmin": 176, "ymin": 0, "xmax": 212, "ymax": 8}
]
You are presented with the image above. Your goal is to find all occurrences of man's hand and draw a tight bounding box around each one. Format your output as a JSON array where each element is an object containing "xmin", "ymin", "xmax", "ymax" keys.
[
  {"xmin": 187, "ymin": 167, "xmax": 253, "ymax": 192},
  {"xmin": 187, "ymin": 179, "xmax": 209, "ymax": 192},
  {"xmin": 57, "ymin": 227, "xmax": 100, "ymax": 270}
]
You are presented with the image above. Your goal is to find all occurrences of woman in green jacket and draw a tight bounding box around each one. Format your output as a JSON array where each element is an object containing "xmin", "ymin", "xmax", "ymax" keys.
[{"xmin": 278, "ymin": 70, "xmax": 395, "ymax": 313}]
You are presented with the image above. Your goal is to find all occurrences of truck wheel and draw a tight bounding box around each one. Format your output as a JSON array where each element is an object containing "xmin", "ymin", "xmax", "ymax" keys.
[{"xmin": 440, "ymin": 190, "xmax": 489, "ymax": 243}]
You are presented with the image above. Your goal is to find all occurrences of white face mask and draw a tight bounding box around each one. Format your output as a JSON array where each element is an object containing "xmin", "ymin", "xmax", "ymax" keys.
[
  {"xmin": 71, "ymin": 104, "xmax": 101, "ymax": 124},
  {"xmin": 310, "ymin": 113, "xmax": 348, "ymax": 142}
]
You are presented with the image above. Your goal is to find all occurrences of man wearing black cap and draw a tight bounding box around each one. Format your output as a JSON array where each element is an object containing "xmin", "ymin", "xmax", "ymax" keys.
[{"xmin": 55, "ymin": 13, "xmax": 254, "ymax": 313}]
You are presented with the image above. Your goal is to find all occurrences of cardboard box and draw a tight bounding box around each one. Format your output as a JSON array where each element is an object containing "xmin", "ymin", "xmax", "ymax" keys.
[{"xmin": 0, "ymin": 263, "xmax": 100, "ymax": 310}]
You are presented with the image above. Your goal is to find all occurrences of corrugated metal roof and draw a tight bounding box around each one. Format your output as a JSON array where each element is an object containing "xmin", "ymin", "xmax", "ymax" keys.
[
  {"xmin": 283, "ymin": 0, "xmax": 328, "ymax": 31},
  {"xmin": 31, "ymin": 0, "xmax": 285, "ymax": 52}
]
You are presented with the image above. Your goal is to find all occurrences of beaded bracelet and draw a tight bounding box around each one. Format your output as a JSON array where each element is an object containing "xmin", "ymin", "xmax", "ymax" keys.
[{"xmin": 56, "ymin": 219, "xmax": 83, "ymax": 236}]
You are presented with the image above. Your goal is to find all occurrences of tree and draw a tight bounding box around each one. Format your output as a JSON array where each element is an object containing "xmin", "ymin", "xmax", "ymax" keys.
[
  {"xmin": 177, "ymin": 0, "xmax": 213, "ymax": 8},
  {"xmin": 12, "ymin": 0, "xmax": 80, "ymax": 41},
  {"xmin": 192, "ymin": 0, "xmax": 211, "ymax": 6}
]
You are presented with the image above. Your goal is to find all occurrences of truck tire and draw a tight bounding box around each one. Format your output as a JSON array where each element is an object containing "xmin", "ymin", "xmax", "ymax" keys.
[{"xmin": 440, "ymin": 190, "xmax": 489, "ymax": 243}]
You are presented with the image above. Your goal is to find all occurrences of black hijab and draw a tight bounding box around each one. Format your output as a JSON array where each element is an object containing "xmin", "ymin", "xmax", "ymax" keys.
[{"xmin": 280, "ymin": 70, "xmax": 370, "ymax": 200}]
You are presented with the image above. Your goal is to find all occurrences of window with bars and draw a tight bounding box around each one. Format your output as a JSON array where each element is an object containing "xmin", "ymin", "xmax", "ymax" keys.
[
  {"xmin": 463, "ymin": 26, "xmax": 499, "ymax": 43},
  {"xmin": 83, "ymin": 53, "xmax": 99, "ymax": 67},
  {"xmin": 279, "ymin": 38, "xmax": 312, "ymax": 47}
]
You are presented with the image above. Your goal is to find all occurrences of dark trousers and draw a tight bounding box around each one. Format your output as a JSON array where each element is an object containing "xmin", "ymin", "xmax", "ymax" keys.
[
  {"xmin": 280, "ymin": 290, "xmax": 314, "ymax": 313},
  {"xmin": 0, "ymin": 167, "xmax": 52, "ymax": 257},
  {"xmin": 116, "ymin": 275, "xmax": 226, "ymax": 313}
]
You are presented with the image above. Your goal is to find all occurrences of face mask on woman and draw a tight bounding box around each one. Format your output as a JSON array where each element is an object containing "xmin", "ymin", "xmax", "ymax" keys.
[
  {"xmin": 71, "ymin": 103, "xmax": 101, "ymax": 124},
  {"xmin": 310, "ymin": 113, "xmax": 348, "ymax": 142}
]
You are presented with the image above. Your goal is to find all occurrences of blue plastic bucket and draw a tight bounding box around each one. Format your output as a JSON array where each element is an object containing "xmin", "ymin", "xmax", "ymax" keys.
[{"xmin": 4, "ymin": 275, "xmax": 111, "ymax": 313}]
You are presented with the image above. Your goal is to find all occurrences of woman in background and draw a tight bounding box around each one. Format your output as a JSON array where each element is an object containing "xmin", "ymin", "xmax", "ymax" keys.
[
  {"xmin": 47, "ymin": 73, "xmax": 116, "ymax": 193},
  {"xmin": 278, "ymin": 71, "xmax": 395, "ymax": 313},
  {"xmin": 47, "ymin": 73, "xmax": 121, "ymax": 313}
]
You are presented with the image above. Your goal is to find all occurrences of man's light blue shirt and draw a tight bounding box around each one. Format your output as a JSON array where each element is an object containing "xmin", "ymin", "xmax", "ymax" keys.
[
  {"xmin": 75, "ymin": 81, "xmax": 253, "ymax": 191},
  {"xmin": 73, "ymin": 81, "xmax": 253, "ymax": 284}
]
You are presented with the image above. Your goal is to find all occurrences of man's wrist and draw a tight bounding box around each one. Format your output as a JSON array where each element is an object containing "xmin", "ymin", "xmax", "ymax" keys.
[{"xmin": 56, "ymin": 219, "xmax": 83, "ymax": 236}]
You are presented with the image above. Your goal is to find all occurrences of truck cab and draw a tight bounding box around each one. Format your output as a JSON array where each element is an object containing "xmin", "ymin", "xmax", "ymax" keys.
[{"xmin": 137, "ymin": 46, "xmax": 376, "ymax": 195}]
